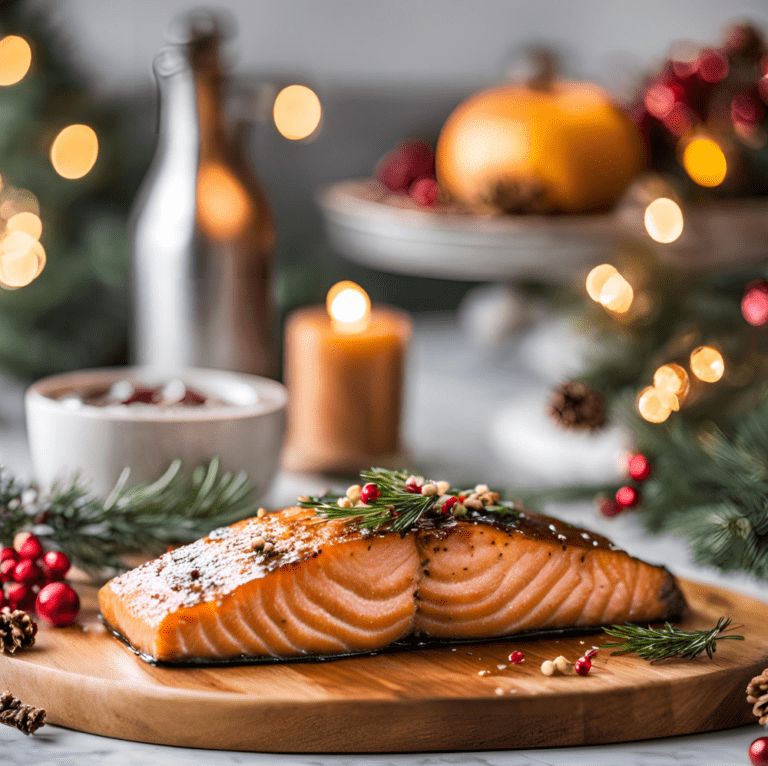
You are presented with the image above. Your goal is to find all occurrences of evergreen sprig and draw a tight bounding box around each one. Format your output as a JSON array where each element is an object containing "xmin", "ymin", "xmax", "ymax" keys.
[
  {"xmin": 298, "ymin": 467, "xmax": 518, "ymax": 533},
  {"xmin": 602, "ymin": 617, "xmax": 743, "ymax": 662},
  {"xmin": 0, "ymin": 458, "xmax": 256, "ymax": 574}
]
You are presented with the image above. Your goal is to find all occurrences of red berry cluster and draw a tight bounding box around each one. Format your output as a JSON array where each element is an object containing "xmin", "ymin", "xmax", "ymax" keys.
[
  {"xmin": 375, "ymin": 139, "xmax": 440, "ymax": 207},
  {"xmin": 630, "ymin": 22, "xmax": 768, "ymax": 177},
  {"xmin": 599, "ymin": 453, "xmax": 652, "ymax": 518},
  {"xmin": 0, "ymin": 533, "xmax": 79, "ymax": 626}
]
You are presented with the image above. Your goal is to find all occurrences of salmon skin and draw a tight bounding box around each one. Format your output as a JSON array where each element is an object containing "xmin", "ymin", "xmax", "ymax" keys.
[{"xmin": 99, "ymin": 506, "xmax": 685, "ymax": 663}]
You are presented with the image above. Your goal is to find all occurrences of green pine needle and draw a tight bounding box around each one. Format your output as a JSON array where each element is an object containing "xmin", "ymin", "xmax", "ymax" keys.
[{"xmin": 602, "ymin": 617, "xmax": 744, "ymax": 662}]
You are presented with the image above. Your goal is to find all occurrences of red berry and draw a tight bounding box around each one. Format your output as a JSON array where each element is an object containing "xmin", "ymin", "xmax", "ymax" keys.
[
  {"xmin": 742, "ymin": 281, "xmax": 768, "ymax": 327},
  {"xmin": 583, "ymin": 648, "xmax": 599, "ymax": 660},
  {"xmin": 17, "ymin": 535, "xmax": 43, "ymax": 561},
  {"xmin": 13, "ymin": 532, "xmax": 34, "ymax": 553},
  {"xmin": 0, "ymin": 548, "xmax": 16, "ymax": 563},
  {"xmin": 697, "ymin": 48, "xmax": 729, "ymax": 83},
  {"xmin": 180, "ymin": 388, "xmax": 207, "ymax": 406},
  {"xmin": 404, "ymin": 478, "xmax": 423, "ymax": 494},
  {"xmin": 13, "ymin": 559, "xmax": 43, "ymax": 585},
  {"xmin": 627, "ymin": 454, "xmax": 652, "ymax": 482},
  {"xmin": 574, "ymin": 657, "xmax": 592, "ymax": 676},
  {"xmin": 36, "ymin": 582, "xmax": 80, "ymax": 627},
  {"xmin": 508, "ymin": 651, "xmax": 524, "ymax": 664},
  {"xmin": 441, "ymin": 496, "xmax": 458, "ymax": 514},
  {"xmin": 360, "ymin": 483, "xmax": 381, "ymax": 504},
  {"xmin": 598, "ymin": 498, "xmax": 624, "ymax": 518},
  {"xmin": 42, "ymin": 551, "xmax": 71, "ymax": 580},
  {"xmin": 0, "ymin": 559, "xmax": 16, "ymax": 583},
  {"xmin": 750, "ymin": 736, "xmax": 768, "ymax": 766},
  {"xmin": 409, "ymin": 175, "xmax": 439, "ymax": 206},
  {"xmin": 375, "ymin": 140, "xmax": 435, "ymax": 193},
  {"xmin": 615, "ymin": 486, "xmax": 641, "ymax": 508},
  {"xmin": 6, "ymin": 583, "xmax": 34, "ymax": 611},
  {"xmin": 122, "ymin": 386, "xmax": 158, "ymax": 405}
]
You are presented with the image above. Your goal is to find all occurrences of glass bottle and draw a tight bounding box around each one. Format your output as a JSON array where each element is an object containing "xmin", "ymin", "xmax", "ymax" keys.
[{"xmin": 130, "ymin": 15, "xmax": 277, "ymax": 377}]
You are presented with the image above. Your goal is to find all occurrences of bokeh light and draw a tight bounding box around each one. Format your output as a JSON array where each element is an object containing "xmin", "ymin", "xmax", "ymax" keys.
[
  {"xmin": 0, "ymin": 232, "xmax": 45, "ymax": 288},
  {"xmin": 273, "ymin": 85, "xmax": 322, "ymax": 141},
  {"xmin": 644, "ymin": 197, "xmax": 684, "ymax": 243},
  {"xmin": 50, "ymin": 124, "xmax": 99, "ymax": 179},
  {"xmin": 6, "ymin": 211, "xmax": 42, "ymax": 241},
  {"xmin": 196, "ymin": 161, "xmax": 250, "ymax": 239},
  {"xmin": 682, "ymin": 138, "xmax": 727, "ymax": 187},
  {"xmin": 326, "ymin": 281, "xmax": 371, "ymax": 333},
  {"xmin": 742, "ymin": 281, "xmax": 768, "ymax": 326},
  {"xmin": 599, "ymin": 273, "xmax": 634, "ymax": 313},
  {"xmin": 690, "ymin": 346, "xmax": 724, "ymax": 383},
  {"xmin": 0, "ymin": 36, "xmax": 31, "ymax": 86},
  {"xmin": 585, "ymin": 264, "xmax": 619, "ymax": 303},
  {"xmin": 653, "ymin": 363, "xmax": 689, "ymax": 408},
  {"xmin": 637, "ymin": 386, "xmax": 674, "ymax": 423}
]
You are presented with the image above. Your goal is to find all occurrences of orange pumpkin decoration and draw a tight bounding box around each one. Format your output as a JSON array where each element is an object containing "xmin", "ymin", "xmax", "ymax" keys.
[{"xmin": 436, "ymin": 78, "xmax": 646, "ymax": 214}]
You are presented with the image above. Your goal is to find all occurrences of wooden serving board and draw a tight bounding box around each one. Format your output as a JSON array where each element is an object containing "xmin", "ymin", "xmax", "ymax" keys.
[{"xmin": 1, "ymin": 578, "xmax": 765, "ymax": 753}]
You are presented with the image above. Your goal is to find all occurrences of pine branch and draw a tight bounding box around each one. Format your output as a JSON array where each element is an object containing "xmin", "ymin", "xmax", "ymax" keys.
[{"xmin": 602, "ymin": 617, "xmax": 744, "ymax": 661}]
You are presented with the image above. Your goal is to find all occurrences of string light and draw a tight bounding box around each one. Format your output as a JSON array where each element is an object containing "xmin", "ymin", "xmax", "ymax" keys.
[
  {"xmin": 0, "ymin": 232, "xmax": 45, "ymax": 288},
  {"xmin": 273, "ymin": 85, "xmax": 322, "ymax": 141},
  {"xmin": 653, "ymin": 363, "xmax": 689, "ymax": 408},
  {"xmin": 6, "ymin": 212, "xmax": 42, "ymax": 241},
  {"xmin": 644, "ymin": 197, "xmax": 684, "ymax": 243},
  {"xmin": 50, "ymin": 124, "xmax": 99, "ymax": 179},
  {"xmin": 690, "ymin": 346, "xmax": 724, "ymax": 383},
  {"xmin": 0, "ymin": 35, "xmax": 31, "ymax": 86},
  {"xmin": 585, "ymin": 264, "xmax": 618, "ymax": 302},
  {"xmin": 682, "ymin": 138, "xmax": 727, "ymax": 187},
  {"xmin": 637, "ymin": 386, "xmax": 674, "ymax": 423},
  {"xmin": 585, "ymin": 264, "xmax": 633, "ymax": 313}
]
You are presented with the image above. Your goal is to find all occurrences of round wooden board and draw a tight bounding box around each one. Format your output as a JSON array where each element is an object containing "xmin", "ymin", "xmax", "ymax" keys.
[{"xmin": 2, "ymin": 578, "xmax": 765, "ymax": 753}]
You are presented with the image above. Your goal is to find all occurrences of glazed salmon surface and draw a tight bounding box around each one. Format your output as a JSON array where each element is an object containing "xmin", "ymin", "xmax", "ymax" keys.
[{"xmin": 99, "ymin": 506, "xmax": 685, "ymax": 662}]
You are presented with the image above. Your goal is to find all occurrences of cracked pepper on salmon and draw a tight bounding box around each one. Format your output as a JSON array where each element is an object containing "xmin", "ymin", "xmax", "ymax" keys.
[{"xmin": 98, "ymin": 506, "xmax": 685, "ymax": 663}]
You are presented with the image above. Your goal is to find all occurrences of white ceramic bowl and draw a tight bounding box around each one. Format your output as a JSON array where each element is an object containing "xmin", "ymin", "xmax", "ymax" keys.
[{"xmin": 25, "ymin": 367, "xmax": 287, "ymax": 501}]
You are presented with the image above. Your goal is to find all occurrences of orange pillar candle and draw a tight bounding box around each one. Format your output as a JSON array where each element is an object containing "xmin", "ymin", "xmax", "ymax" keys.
[{"xmin": 283, "ymin": 281, "xmax": 412, "ymax": 473}]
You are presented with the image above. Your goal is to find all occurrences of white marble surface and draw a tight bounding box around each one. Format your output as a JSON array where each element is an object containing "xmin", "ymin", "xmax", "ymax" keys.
[{"xmin": 0, "ymin": 314, "xmax": 766, "ymax": 765}]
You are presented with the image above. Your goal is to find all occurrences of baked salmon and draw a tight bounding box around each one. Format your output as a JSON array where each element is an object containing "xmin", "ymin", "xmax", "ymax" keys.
[{"xmin": 99, "ymin": 504, "xmax": 685, "ymax": 663}]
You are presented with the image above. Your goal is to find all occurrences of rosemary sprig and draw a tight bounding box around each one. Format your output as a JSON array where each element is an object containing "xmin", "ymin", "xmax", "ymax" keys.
[
  {"xmin": 0, "ymin": 458, "xmax": 256, "ymax": 574},
  {"xmin": 298, "ymin": 467, "xmax": 518, "ymax": 533},
  {"xmin": 602, "ymin": 617, "xmax": 744, "ymax": 661}
]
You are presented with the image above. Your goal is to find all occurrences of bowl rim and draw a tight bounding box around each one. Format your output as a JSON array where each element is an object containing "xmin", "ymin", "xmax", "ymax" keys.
[{"xmin": 25, "ymin": 366, "xmax": 288, "ymax": 423}]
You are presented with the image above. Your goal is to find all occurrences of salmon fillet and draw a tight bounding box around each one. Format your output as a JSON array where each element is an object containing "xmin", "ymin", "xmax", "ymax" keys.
[{"xmin": 99, "ymin": 505, "xmax": 684, "ymax": 663}]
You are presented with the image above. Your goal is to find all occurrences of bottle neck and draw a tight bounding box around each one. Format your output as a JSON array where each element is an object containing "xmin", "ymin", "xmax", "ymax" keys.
[{"xmin": 153, "ymin": 48, "xmax": 199, "ymax": 163}]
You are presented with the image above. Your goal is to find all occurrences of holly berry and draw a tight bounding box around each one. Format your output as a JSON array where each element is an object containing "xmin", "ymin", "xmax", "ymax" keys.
[
  {"xmin": 36, "ymin": 582, "xmax": 80, "ymax": 627},
  {"xmin": 0, "ymin": 559, "xmax": 15, "ymax": 583},
  {"xmin": 409, "ymin": 175, "xmax": 439, "ymax": 206},
  {"xmin": 360, "ymin": 483, "xmax": 380, "ymax": 504},
  {"xmin": 749, "ymin": 736, "xmax": 768, "ymax": 766},
  {"xmin": 13, "ymin": 559, "xmax": 43, "ymax": 585},
  {"xmin": 42, "ymin": 551, "xmax": 71, "ymax": 581},
  {"xmin": 17, "ymin": 535, "xmax": 43, "ymax": 561},
  {"xmin": 0, "ymin": 548, "xmax": 16, "ymax": 563},
  {"xmin": 404, "ymin": 477, "xmax": 423, "ymax": 494},
  {"xmin": 6, "ymin": 583, "xmax": 34, "ymax": 611},
  {"xmin": 574, "ymin": 657, "xmax": 592, "ymax": 676},
  {"xmin": 616, "ymin": 486, "xmax": 641, "ymax": 508},
  {"xmin": 598, "ymin": 498, "xmax": 623, "ymax": 518},
  {"xmin": 508, "ymin": 651, "xmax": 524, "ymax": 664},
  {"xmin": 441, "ymin": 496, "xmax": 458, "ymax": 514},
  {"xmin": 627, "ymin": 453, "xmax": 652, "ymax": 482},
  {"xmin": 375, "ymin": 140, "xmax": 434, "ymax": 193},
  {"xmin": 742, "ymin": 280, "xmax": 768, "ymax": 326},
  {"xmin": 13, "ymin": 532, "xmax": 33, "ymax": 553}
]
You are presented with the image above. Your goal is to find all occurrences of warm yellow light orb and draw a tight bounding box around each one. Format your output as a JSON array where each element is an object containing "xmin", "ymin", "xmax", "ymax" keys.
[
  {"xmin": 0, "ymin": 36, "xmax": 31, "ymax": 87},
  {"xmin": 273, "ymin": 85, "xmax": 322, "ymax": 141},
  {"xmin": 682, "ymin": 138, "xmax": 727, "ymax": 187},
  {"xmin": 0, "ymin": 233, "xmax": 45, "ymax": 288},
  {"xmin": 599, "ymin": 273, "xmax": 634, "ymax": 313},
  {"xmin": 653, "ymin": 363, "xmax": 689, "ymax": 408},
  {"xmin": 196, "ymin": 161, "xmax": 250, "ymax": 239},
  {"xmin": 637, "ymin": 386, "xmax": 674, "ymax": 423},
  {"xmin": 6, "ymin": 211, "xmax": 42, "ymax": 241},
  {"xmin": 690, "ymin": 346, "xmax": 724, "ymax": 383},
  {"xmin": 644, "ymin": 197, "xmax": 684, "ymax": 243},
  {"xmin": 50, "ymin": 124, "xmax": 99, "ymax": 179},
  {"xmin": 585, "ymin": 264, "xmax": 619, "ymax": 303},
  {"xmin": 326, "ymin": 280, "xmax": 371, "ymax": 333}
]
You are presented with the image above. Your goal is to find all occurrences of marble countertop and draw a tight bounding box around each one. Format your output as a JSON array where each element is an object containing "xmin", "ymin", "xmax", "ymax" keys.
[{"xmin": 0, "ymin": 314, "xmax": 765, "ymax": 766}]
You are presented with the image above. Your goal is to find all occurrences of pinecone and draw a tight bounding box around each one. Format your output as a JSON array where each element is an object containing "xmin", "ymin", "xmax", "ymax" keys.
[
  {"xmin": 0, "ymin": 608, "xmax": 36, "ymax": 655},
  {"xmin": 482, "ymin": 176, "xmax": 554, "ymax": 214},
  {"xmin": 0, "ymin": 691, "xmax": 45, "ymax": 735},
  {"xmin": 549, "ymin": 381, "xmax": 606, "ymax": 432},
  {"xmin": 747, "ymin": 667, "xmax": 768, "ymax": 726}
]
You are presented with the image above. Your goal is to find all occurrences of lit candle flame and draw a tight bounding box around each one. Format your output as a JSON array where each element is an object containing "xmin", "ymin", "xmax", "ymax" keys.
[
  {"xmin": 50, "ymin": 124, "xmax": 99, "ymax": 179},
  {"xmin": 644, "ymin": 197, "xmax": 684, "ymax": 243},
  {"xmin": 273, "ymin": 84, "xmax": 322, "ymax": 141},
  {"xmin": 327, "ymin": 281, "xmax": 371, "ymax": 333},
  {"xmin": 681, "ymin": 137, "xmax": 727, "ymax": 187}
]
